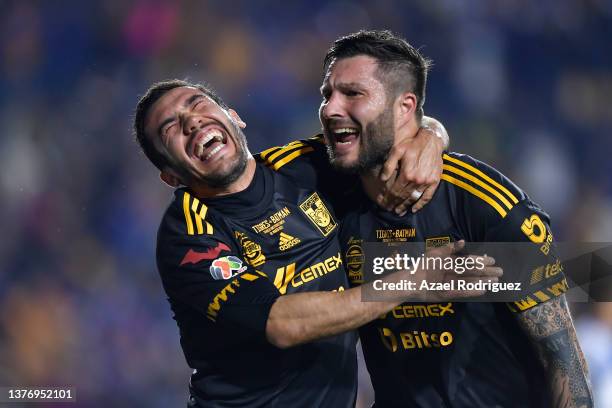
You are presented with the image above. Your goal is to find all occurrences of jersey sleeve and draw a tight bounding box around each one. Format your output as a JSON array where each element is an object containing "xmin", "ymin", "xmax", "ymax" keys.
[
  {"xmin": 254, "ymin": 134, "xmax": 357, "ymax": 212},
  {"xmin": 156, "ymin": 191, "xmax": 281, "ymax": 337},
  {"xmin": 485, "ymin": 200, "xmax": 568, "ymax": 313},
  {"xmin": 441, "ymin": 153, "xmax": 567, "ymax": 313}
]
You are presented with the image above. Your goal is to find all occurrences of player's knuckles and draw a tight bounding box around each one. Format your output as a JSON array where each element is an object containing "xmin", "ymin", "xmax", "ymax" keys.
[
  {"xmin": 412, "ymin": 174, "xmax": 428, "ymax": 186},
  {"xmin": 394, "ymin": 205, "xmax": 408, "ymax": 215},
  {"xmin": 401, "ymin": 169, "xmax": 419, "ymax": 184},
  {"xmin": 411, "ymin": 201, "xmax": 426, "ymax": 213},
  {"xmin": 487, "ymin": 266, "xmax": 503, "ymax": 276},
  {"xmin": 388, "ymin": 144, "xmax": 404, "ymax": 155},
  {"xmin": 425, "ymin": 175, "xmax": 439, "ymax": 185},
  {"xmin": 483, "ymin": 256, "xmax": 496, "ymax": 266},
  {"xmin": 450, "ymin": 240, "xmax": 465, "ymax": 250}
]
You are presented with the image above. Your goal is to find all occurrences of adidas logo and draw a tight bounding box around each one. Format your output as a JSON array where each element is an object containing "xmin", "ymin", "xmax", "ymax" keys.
[{"xmin": 279, "ymin": 232, "xmax": 301, "ymax": 251}]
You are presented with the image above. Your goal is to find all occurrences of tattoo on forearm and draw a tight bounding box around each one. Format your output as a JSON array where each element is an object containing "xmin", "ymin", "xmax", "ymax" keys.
[{"xmin": 518, "ymin": 296, "xmax": 593, "ymax": 408}]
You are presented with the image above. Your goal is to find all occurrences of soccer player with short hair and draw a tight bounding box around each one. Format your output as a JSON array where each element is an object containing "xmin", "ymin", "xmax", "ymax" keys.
[
  {"xmin": 134, "ymin": 79, "xmax": 499, "ymax": 407},
  {"xmin": 318, "ymin": 30, "xmax": 593, "ymax": 407}
]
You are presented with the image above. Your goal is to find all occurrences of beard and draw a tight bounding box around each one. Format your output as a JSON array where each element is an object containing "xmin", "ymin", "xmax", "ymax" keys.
[{"xmin": 327, "ymin": 107, "xmax": 395, "ymax": 174}]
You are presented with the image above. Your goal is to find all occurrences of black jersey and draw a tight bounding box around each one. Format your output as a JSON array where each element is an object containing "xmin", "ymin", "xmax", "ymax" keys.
[
  {"xmin": 340, "ymin": 152, "xmax": 568, "ymax": 408},
  {"xmin": 156, "ymin": 143, "xmax": 357, "ymax": 407}
]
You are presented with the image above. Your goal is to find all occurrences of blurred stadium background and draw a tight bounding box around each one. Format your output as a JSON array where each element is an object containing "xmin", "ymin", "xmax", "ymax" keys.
[{"xmin": 1, "ymin": 1, "xmax": 611, "ymax": 406}]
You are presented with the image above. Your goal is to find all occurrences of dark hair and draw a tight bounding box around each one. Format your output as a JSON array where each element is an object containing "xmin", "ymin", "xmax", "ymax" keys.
[
  {"xmin": 133, "ymin": 79, "xmax": 228, "ymax": 170},
  {"xmin": 323, "ymin": 30, "xmax": 432, "ymax": 120}
]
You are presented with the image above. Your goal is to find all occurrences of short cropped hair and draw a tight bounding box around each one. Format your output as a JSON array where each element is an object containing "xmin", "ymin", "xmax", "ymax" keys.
[
  {"xmin": 323, "ymin": 30, "xmax": 432, "ymax": 120},
  {"xmin": 133, "ymin": 79, "xmax": 228, "ymax": 170}
]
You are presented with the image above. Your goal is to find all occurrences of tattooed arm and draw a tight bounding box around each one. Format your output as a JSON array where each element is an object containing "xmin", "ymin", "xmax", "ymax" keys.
[{"xmin": 515, "ymin": 295, "xmax": 593, "ymax": 408}]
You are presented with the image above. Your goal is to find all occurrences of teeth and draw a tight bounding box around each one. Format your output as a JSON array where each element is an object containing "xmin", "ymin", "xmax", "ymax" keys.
[
  {"xmin": 199, "ymin": 129, "xmax": 223, "ymax": 147},
  {"xmin": 332, "ymin": 128, "xmax": 358, "ymax": 134},
  {"xmin": 195, "ymin": 129, "xmax": 224, "ymax": 158},
  {"xmin": 204, "ymin": 144, "xmax": 224, "ymax": 160}
]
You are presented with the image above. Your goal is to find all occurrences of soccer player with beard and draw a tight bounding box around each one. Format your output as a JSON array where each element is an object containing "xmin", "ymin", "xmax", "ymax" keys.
[
  {"xmin": 319, "ymin": 30, "xmax": 593, "ymax": 407},
  {"xmin": 133, "ymin": 80, "xmax": 500, "ymax": 407}
]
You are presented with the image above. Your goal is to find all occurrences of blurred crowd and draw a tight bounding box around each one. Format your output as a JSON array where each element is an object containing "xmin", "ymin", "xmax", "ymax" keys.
[{"xmin": 0, "ymin": 1, "xmax": 611, "ymax": 406}]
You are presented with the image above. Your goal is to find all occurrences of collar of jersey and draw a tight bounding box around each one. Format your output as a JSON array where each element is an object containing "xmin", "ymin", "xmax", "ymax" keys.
[{"xmin": 195, "ymin": 162, "xmax": 274, "ymax": 219}]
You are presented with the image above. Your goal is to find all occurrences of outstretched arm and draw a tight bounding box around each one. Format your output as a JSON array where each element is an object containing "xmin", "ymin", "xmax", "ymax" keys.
[
  {"xmin": 267, "ymin": 243, "xmax": 501, "ymax": 348},
  {"xmin": 266, "ymin": 284, "xmax": 397, "ymax": 349},
  {"xmin": 515, "ymin": 295, "xmax": 593, "ymax": 408}
]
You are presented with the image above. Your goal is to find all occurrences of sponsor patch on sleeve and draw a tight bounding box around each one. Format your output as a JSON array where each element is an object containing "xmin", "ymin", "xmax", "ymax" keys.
[{"xmin": 210, "ymin": 256, "xmax": 247, "ymax": 280}]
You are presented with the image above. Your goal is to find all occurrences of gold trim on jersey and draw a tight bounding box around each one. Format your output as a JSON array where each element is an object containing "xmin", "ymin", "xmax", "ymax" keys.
[
  {"xmin": 182, "ymin": 191, "xmax": 214, "ymax": 235},
  {"xmin": 441, "ymin": 174, "xmax": 508, "ymax": 218},
  {"xmin": 443, "ymin": 164, "xmax": 514, "ymax": 210},
  {"xmin": 266, "ymin": 140, "xmax": 306, "ymax": 162},
  {"xmin": 259, "ymin": 145, "xmax": 282, "ymax": 160},
  {"xmin": 260, "ymin": 139, "xmax": 315, "ymax": 171},
  {"xmin": 443, "ymin": 154, "xmax": 519, "ymax": 204},
  {"xmin": 441, "ymin": 154, "xmax": 520, "ymax": 218}
]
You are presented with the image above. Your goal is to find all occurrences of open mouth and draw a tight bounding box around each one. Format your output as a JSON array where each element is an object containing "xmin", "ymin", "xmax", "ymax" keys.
[
  {"xmin": 192, "ymin": 127, "xmax": 228, "ymax": 161},
  {"xmin": 330, "ymin": 127, "xmax": 359, "ymax": 149}
]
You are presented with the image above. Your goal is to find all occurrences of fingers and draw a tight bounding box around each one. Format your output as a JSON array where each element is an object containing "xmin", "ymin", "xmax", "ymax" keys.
[
  {"xmin": 379, "ymin": 161, "xmax": 440, "ymax": 213},
  {"xmin": 392, "ymin": 188, "xmax": 423, "ymax": 216},
  {"xmin": 376, "ymin": 173, "xmax": 414, "ymax": 211},
  {"xmin": 460, "ymin": 265, "xmax": 503, "ymax": 278},
  {"xmin": 452, "ymin": 239, "xmax": 466, "ymax": 254},
  {"xmin": 438, "ymin": 274, "xmax": 502, "ymax": 300},
  {"xmin": 422, "ymin": 240, "xmax": 465, "ymax": 263},
  {"xmin": 409, "ymin": 184, "xmax": 435, "ymax": 213},
  {"xmin": 384, "ymin": 174, "xmax": 418, "ymax": 209},
  {"xmin": 380, "ymin": 146, "xmax": 405, "ymax": 182},
  {"xmin": 448, "ymin": 278, "xmax": 497, "ymax": 299},
  {"xmin": 379, "ymin": 130, "xmax": 444, "ymax": 214}
]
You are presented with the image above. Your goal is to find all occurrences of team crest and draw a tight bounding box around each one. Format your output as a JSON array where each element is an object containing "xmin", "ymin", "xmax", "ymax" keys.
[
  {"xmin": 425, "ymin": 236, "xmax": 451, "ymax": 249},
  {"xmin": 209, "ymin": 256, "xmax": 247, "ymax": 280},
  {"xmin": 235, "ymin": 231, "xmax": 266, "ymax": 267},
  {"xmin": 299, "ymin": 192, "xmax": 336, "ymax": 236}
]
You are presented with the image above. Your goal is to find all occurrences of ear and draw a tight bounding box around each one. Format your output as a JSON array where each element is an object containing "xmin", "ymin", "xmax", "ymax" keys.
[
  {"xmin": 160, "ymin": 170, "xmax": 181, "ymax": 187},
  {"xmin": 228, "ymin": 109, "xmax": 246, "ymax": 129},
  {"xmin": 396, "ymin": 92, "xmax": 418, "ymax": 120}
]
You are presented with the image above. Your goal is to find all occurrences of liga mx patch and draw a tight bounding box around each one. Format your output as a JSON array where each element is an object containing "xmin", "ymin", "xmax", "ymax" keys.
[
  {"xmin": 426, "ymin": 236, "xmax": 451, "ymax": 249},
  {"xmin": 299, "ymin": 192, "xmax": 336, "ymax": 236},
  {"xmin": 210, "ymin": 256, "xmax": 247, "ymax": 280}
]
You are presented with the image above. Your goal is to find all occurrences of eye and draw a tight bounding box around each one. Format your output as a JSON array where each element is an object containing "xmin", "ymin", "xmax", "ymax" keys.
[
  {"xmin": 163, "ymin": 122, "xmax": 177, "ymax": 138},
  {"xmin": 345, "ymin": 89, "xmax": 361, "ymax": 97},
  {"xmin": 193, "ymin": 99, "xmax": 204, "ymax": 109}
]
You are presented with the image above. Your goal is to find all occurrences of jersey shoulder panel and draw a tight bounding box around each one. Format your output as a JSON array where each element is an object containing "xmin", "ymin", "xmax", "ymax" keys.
[
  {"xmin": 156, "ymin": 188, "xmax": 240, "ymax": 287},
  {"xmin": 442, "ymin": 152, "xmax": 527, "ymax": 221},
  {"xmin": 254, "ymin": 134, "xmax": 357, "ymax": 211},
  {"xmin": 158, "ymin": 188, "xmax": 231, "ymax": 242},
  {"xmin": 255, "ymin": 134, "xmax": 328, "ymax": 171}
]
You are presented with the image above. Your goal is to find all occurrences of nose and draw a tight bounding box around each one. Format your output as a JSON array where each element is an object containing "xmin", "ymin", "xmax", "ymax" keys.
[
  {"xmin": 320, "ymin": 92, "xmax": 345, "ymax": 121},
  {"xmin": 183, "ymin": 114, "xmax": 203, "ymax": 135}
]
